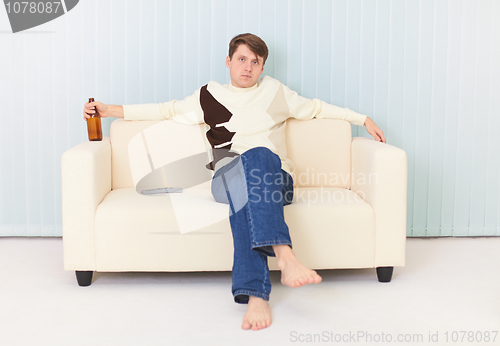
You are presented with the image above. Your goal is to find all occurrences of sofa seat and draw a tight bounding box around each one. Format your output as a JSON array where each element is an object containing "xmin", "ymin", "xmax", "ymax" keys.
[{"xmin": 94, "ymin": 185, "xmax": 374, "ymax": 272}]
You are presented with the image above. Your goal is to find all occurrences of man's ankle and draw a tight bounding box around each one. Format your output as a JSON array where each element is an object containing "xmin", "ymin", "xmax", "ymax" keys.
[{"xmin": 272, "ymin": 244, "xmax": 295, "ymax": 261}]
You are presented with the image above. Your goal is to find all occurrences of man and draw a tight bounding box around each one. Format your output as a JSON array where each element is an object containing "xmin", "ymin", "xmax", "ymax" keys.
[{"xmin": 83, "ymin": 33, "xmax": 386, "ymax": 331}]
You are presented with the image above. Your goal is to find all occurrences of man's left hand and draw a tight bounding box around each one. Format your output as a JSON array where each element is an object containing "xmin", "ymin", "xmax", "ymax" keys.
[{"xmin": 364, "ymin": 117, "xmax": 386, "ymax": 143}]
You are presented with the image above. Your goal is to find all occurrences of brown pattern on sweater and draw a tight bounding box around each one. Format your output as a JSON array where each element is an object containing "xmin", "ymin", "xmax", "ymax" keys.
[{"xmin": 200, "ymin": 84, "xmax": 239, "ymax": 170}]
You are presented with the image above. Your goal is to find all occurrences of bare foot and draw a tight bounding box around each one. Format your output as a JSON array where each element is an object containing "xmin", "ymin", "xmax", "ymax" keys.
[
  {"xmin": 241, "ymin": 296, "xmax": 272, "ymax": 331},
  {"xmin": 273, "ymin": 244, "xmax": 322, "ymax": 288}
]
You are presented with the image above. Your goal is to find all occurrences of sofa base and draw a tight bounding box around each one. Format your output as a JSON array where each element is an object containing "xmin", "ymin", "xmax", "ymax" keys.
[
  {"xmin": 76, "ymin": 271, "xmax": 93, "ymax": 287},
  {"xmin": 376, "ymin": 266, "xmax": 394, "ymax": 283},
  {"xmin": 73, "ymin": 268, "xmax": 395, "ymax": 286}
]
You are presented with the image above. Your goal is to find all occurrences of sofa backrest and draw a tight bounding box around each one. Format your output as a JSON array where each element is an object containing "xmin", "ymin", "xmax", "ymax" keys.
[
  {"xmin": 285, "ymin": 118, "xmax": 352, "ymax": 189},
  {"xmin": 109, "ymin": 118, "xmax": 352, "ymax": 190}
]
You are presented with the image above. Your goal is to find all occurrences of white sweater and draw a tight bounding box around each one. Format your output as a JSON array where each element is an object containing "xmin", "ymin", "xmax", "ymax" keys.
[{"xmin": 123, "ymin": 76, "xmax": 367, "ymax": 175}]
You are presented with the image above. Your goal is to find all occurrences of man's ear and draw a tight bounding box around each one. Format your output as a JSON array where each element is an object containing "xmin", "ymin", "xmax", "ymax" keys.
[{"xmin": 226, "ymin": 56, "xmax": 231, "ymax": 68}]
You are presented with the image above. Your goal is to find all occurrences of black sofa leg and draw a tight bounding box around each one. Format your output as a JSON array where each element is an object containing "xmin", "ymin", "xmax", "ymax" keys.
[
  {"xmin": 376, "ymin": 267, "xmax": 393, "ymax": 283},
  {"xmin": 76, "ymin": 271, "xmax": 93, "ymax": 286}
]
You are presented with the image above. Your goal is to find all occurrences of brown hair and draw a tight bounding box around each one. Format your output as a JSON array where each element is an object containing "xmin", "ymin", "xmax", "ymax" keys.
[{"xmin": 228, "ymin": 33, "xmax": 269, "ymax": 65}]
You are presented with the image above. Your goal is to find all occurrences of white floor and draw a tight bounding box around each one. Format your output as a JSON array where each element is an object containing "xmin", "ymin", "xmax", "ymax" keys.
[{"xmin": 0, "ymin": 237, "xmax": 499, "ymax": 346}]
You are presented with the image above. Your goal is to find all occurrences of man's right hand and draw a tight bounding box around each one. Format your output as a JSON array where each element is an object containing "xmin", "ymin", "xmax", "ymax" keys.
[
  {"xmin": 83, "ymin": 101, "xmax": 123, "ymax": 120},
  {"xmin": 83, "ymin": 100, "xmax": 107, "ymax": 121}
]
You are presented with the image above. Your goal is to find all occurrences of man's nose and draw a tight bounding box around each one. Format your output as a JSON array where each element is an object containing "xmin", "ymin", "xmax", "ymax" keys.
[{"xmin": 245, "ymin": 62, "xmax": 252, "ymax": 71}]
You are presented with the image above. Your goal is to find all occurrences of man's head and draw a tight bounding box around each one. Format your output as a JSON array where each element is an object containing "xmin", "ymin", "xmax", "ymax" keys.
[{"xmin": 226, "ymin": 33, "xmax": 268, "ymax": 88}]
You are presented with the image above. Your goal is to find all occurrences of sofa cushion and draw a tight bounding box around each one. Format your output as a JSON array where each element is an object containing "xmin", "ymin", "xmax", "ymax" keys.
[{"xmin": 286, "ymin": 119, "xmax": 352, "ymax": 188}]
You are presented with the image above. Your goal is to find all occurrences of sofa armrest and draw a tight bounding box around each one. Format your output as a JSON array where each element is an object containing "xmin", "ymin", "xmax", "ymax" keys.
[
  {"xmin": 61, "ymin": 137, "xmax": 112, "ymax": 271},
  {"xmin": 351, "ymin": 137, "xmax": 407, "ymax": 267}
]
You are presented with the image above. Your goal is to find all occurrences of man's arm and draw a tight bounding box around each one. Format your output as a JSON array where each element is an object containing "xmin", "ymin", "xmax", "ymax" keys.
[
  {"xmin": 83, "ymin": 101, "xmax": 176, "ymax": 122},
  {"xmin": 82, "ymin": 89, "xmax": 204, "ymax": 124},
  {"xmin": 280, "ymin": 83, "xmax": 386, "ymax": 143},
  {"xmin": 83, "ymin": 102, "xmax": 123, "ymax": 120}
]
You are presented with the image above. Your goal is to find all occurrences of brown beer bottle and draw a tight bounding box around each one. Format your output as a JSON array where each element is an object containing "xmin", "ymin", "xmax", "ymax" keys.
[{"xmin": 87, "ymin": 98, "xmax": 103, "ymax": 141}]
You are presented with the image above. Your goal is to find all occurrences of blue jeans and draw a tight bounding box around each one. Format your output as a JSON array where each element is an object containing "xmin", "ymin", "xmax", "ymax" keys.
[{"xmin": 211, "ymin": 147, "xmax": 294, "ymax": 304}]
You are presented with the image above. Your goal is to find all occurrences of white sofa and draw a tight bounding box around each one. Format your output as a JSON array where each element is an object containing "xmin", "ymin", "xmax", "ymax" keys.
[{"xmin": 61, "ymin": 118, "xmax": 407, "ymax": 286}]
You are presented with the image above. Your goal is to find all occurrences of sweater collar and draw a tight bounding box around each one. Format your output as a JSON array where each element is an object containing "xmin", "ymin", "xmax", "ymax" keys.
[{"xmin": 227, "ymin": 80, "xmax": 260, "ymax": 93}]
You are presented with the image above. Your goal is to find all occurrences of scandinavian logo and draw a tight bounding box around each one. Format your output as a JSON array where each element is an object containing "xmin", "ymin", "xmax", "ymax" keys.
[{"xmin": 3, "ymin": 0, "xmax": 79, "ymax": 33}]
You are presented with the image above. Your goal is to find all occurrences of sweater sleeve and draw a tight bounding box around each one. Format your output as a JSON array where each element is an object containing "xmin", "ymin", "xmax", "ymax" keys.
[
  {"xmin": 122, "ymin": 89, "xmax": 204, "ymax": 125},
  {"xmin": 282, "ymin": 83, "xmax": 367, "ymax": 126}
]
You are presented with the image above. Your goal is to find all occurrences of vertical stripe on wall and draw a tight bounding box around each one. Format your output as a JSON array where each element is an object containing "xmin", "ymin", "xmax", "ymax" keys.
[{"xmin": 0, "ymin": 0, "xmax": 498, "ymax": 237}]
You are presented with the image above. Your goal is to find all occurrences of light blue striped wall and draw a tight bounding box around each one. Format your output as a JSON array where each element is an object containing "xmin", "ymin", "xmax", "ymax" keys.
[{"xmin": 0, "ymin": 0, "xmax": 498, "ymax": 236}]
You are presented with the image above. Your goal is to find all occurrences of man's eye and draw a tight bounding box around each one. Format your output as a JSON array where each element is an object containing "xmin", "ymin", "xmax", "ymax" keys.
[
  {"xmin": 240, "ymin": 58, "xmax": 244, "ymax": 62},
  {"xmin": 253, "ymin": 61, "xmax": 258, "ymax": 65}
]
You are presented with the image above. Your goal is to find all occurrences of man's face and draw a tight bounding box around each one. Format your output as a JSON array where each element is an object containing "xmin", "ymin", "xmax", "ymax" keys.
[{"xmin": 226, "ymin": 44, "xmax": 264, "ymax": 88}]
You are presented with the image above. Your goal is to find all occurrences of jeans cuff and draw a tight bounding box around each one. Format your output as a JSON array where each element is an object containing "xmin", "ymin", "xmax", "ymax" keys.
[
  {"xmin": 251, "ymin": 241, "xmax": 292, "ymax": 257},
  {"xmin": 233, "ymin": 290, "xmax": 270, "ymax": 304}
]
